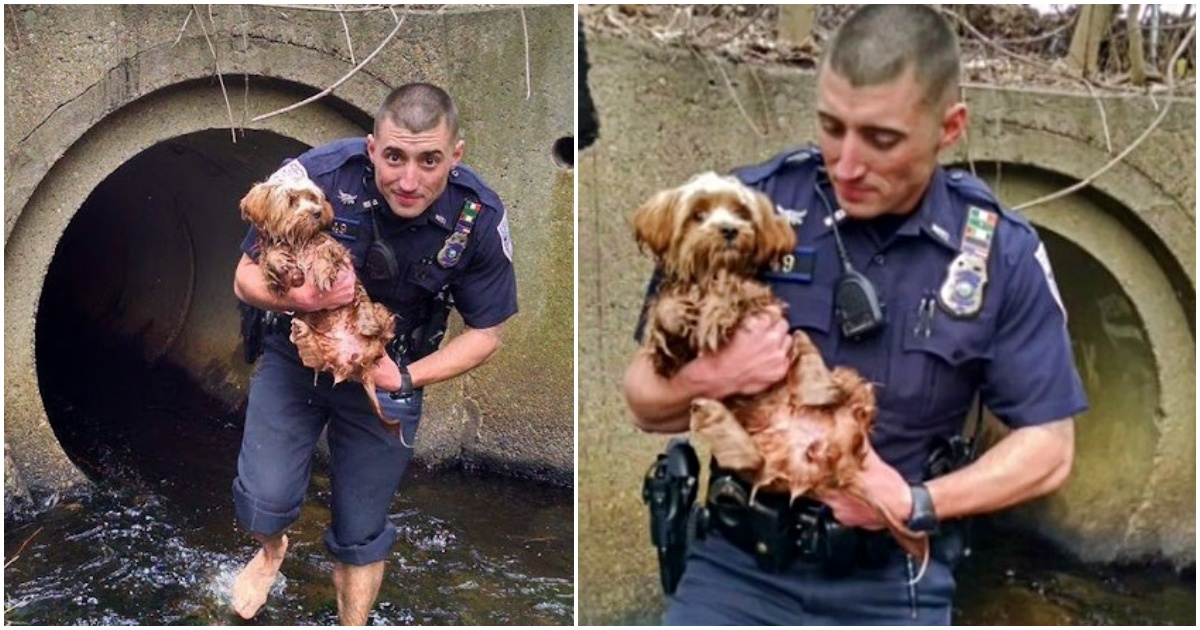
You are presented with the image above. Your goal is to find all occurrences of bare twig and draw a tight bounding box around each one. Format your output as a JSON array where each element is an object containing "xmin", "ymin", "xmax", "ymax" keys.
[
  {"xmin": 196, "ymin": 4, "xmax": 237, "ymax": 143},
  {"xmin": 4, "ymin": 526, "xmax": 44, "ymax": 569},
  {"xmin": 1014, "ymin": 23, "xmax": 1196, "ymax": 211},
  {"xmin": 941, "ymin": 7, "xmax": 1057, "ymax": 73},
  {"xmin": 705, "ymin": 4, "xmax": 769, "ymax": 48},
  {"xmin": 173, "ymin": 7, "xmax": 194, "ymax": 47},
  {"xmin": 240, "ymin": 3, "xmax": 250, "ymax": 129},
  {"xmin": 335, "ymin": 4, "xmax": 356, "ymax": 65},
  {"xmin": 7, "ymin": 4, "xmax": 20, "ymax": 52},
  {"xmin": 250, "ymin": 3, "xmax": 478, "ymax": 15},
  {"xmin": 708, "ymin": 51, "xmax": 766, "ymax": 138},
  {"xmin": 1081, "ymin": 79, "xmax": 1113, "ymax": 153},
  {"xmin": 252, "ymin": 15, "xmax": 406, "ymax": 122},
  {"xmin": 988, "ymin": 19, "xmax": 1075, "ymax": 46},
  {"xmin": 519, "ymin": 8, "xmax": 531, "ymax": 100}
]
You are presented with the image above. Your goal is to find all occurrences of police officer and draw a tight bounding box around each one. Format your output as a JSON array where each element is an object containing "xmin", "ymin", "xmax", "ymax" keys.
[
  {"xmin": 624, "ymin": 6, "xmax": 1086, "ymax": 625},
  {"xmin": 229, "ymin": 83, "xmax": 517, "ymax": 623}
]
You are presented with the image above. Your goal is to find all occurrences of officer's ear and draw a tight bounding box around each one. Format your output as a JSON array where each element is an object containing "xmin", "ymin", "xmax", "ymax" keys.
[
  {"xmin": 451, "ymin": 139, "xmax": 465, "ymax": 168},
  {"xmin": 631, "ymin": 188, "xmax": 680, "ymax": 261},
  {"xmin": 937, "ymin": 102, "xmax": 967, "ymax": 151}
]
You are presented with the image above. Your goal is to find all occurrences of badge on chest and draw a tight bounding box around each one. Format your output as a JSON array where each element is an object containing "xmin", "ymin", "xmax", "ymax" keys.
[
  {"xmin": 937, "ymin": 206, "xmax": 996, "ymax": 318},
  {"xmin": 437, "ymin": 199, "xmax": 482, "ymax": 268}
]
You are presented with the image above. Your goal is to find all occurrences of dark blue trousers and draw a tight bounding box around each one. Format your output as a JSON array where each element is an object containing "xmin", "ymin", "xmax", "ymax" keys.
[
  {"xmin": 663, "ymin": 532, "xmax": 956, "ymax": 625},
  {"xmin": 232, "ymin": 344, "xmax": 422, "ymax": 566}
]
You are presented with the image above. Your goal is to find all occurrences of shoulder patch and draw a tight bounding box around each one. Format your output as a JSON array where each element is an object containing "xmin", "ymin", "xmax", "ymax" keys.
[
  {"xmin": 497, "ymin": 210, "xmax": 513, "ymax": 262},
  {"xmin": 267, "ymin": 159, "xmax": 308, "ymax": 184},
  {"xmin": 945, "ymin": 169, "xmax": 1001, "ymax": 209},
  {"xmin": 734, "ymin": 146, "xmax": 820, "ymax": 186},
  {"xmin": 450, "ymin": 165, "xmax": 504, "ymax": 213},
  {"xmin": 1034, "ymin": 241, "xmax": 1067, "ymax": 322}
]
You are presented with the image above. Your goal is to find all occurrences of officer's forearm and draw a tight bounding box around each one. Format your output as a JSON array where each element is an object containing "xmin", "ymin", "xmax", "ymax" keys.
[
  {"xmin": 405, "ymin": 323, "xmax": 503, "ymax": 389},
  {"xmin": 623, "ymin": 351, "xmax": 711, "ymax": 434},
  {"xmin": 925, "ymin": 417, "xmax": 1074, "ymax": 522}
]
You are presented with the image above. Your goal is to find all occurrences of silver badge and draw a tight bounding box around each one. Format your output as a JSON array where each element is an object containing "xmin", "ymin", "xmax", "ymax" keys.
[
  {"xmin": 937, "ymin": 253, "xmax": 988, "ymax": 318},
  {"xmin": 337, "ymin": 190, "xmax": 357, "ymax": 205}
]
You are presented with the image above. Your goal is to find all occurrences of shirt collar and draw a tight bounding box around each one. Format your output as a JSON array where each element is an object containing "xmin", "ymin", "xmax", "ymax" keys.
[
  {"xmin": 810, "ymin": 166, "xmax": 962, "ymax": 253},
  {"xmin": 902, "ymin": 167, "xmax": 963, "ymax": 253},
  {"xmin": 357, "ymin": 162, "xmax": 456, "ymax": 232}
]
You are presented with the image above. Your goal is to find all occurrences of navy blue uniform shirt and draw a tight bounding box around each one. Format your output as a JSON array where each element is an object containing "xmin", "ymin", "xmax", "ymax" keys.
[
  {"xmin": 241, "ymin": 138, "xmax": 518, "ymax": 343},
  {"xmin": 640, "ymin": 148, "xmax": 1088, "ymax": 481}
]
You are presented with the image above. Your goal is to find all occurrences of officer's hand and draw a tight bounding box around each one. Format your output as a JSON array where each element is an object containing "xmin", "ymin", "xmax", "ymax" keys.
[
  {"xmin": 683, "ymin": 306, "xmax": 791, "ymax": 399},
  {"xmin": 820, "ymin": 444, "xmax": 912, "ymax": 530},
  {"xmin": 367, "ymin": 354, "xmax": 402, "ymax": 393},
  {"xmin": 289, "ymin": 265, "xmax": 357, "ymax": 312}
]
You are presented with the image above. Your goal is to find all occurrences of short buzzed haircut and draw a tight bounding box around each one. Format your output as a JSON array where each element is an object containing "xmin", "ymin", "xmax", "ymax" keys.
[
  {"xmin": 375, "ymin": 83, "xmax": 460, "ymax": 140},
  {"xmin": 820, "ymin": 5, "xmax": 961, "ymax": 108}
]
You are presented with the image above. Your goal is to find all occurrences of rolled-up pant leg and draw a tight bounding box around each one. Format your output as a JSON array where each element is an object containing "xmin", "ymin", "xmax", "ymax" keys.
[
  {"xmin": 232, "ymin": 349, "xmax": 328, "ymax": 535},
  {"xmin": 322, "ymin": 386, "xmax": 423, "ymax": 566}
]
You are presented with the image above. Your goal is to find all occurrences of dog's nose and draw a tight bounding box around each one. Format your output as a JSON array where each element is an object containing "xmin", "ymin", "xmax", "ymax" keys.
[{"xmin": 721, "ymin": 226, "xmax": 738, "ymax": 242}]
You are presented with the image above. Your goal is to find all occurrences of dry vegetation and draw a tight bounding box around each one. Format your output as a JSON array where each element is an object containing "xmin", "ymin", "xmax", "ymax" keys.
[{"xmin": 580, "ymin": 4, "xmax": 1196, "ymax": 95}]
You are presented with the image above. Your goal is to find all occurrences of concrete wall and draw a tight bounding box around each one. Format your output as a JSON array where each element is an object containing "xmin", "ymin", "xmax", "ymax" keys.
[
  {"xmin": 4, "ymin": 4, "xmax": 576, "ymax": 503},
  {"xmin": 578, "ymin": 34, "xmax": 1195, "ymax": 623}
]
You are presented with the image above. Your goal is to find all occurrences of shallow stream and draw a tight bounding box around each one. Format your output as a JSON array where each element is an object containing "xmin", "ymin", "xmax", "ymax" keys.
[{"xmin": 5, "ymin": 346, "xmax": 573, "ymax": 625}]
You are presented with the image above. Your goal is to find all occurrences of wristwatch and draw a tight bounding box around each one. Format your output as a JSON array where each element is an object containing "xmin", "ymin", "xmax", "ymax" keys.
[
  {"xmin": 388, "ymin": 362, "xmax": 415, "ymax": 400},
  {"xmin": 906, "ymin": 483, "xmax": 939, "ymax": 533}
]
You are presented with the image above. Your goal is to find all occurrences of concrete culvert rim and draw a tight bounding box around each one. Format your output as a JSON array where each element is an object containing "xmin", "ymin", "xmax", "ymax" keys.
[{"xmin": 34, "ymin": 128, "xmax": 316, "ymax": 484}]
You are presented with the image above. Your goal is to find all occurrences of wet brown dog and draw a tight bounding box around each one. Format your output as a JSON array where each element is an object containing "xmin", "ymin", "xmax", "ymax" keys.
[
  {"xmin": 240, "ymin": 172, "xmax": 406, "ymax": 442},
  {"xmin": 633, "ymin": 171, "xmax": 928, "ymax": 579}
]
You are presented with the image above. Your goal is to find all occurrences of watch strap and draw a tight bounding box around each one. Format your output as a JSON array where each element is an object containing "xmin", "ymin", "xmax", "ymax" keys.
[
  {"xmin": 907, "ymin": 483, "xmax": 938, "ymax": 533},
  {"xmin": 389, "ymin": 362, "xmax": 414, "ymax": 400}
]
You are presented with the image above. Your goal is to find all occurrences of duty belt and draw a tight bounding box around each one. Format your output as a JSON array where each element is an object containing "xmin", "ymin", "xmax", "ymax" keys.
[
  {"xmin": 703, "ymin": 467, "xmax": 898, "ymax": 575},
  {"xmin": 263, "ymin": 311, "xmax": 293, "ymax": 335}
]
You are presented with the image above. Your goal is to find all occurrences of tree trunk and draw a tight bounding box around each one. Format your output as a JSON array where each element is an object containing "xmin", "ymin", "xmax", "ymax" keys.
[
  {"xmin": 1128, "ymin": 4, "xmax": 1147, "ymax": 85},
  {"xmin": 1066, "ymin": 4, "xmax": 1117, "ymax": 78},
  {"xmin": 777, "ymin": 5, "xmax": 816, "ymax": 48}
]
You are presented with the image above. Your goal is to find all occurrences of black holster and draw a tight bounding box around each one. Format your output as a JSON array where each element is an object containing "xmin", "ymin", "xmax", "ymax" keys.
[
  {"xmin": 238, "ymin": 301, "xmax": 265, "ymax": 363},
  {"xmin": 409, "ymin": 289, "xmax": 454, "ymax": 361},
  {"xmin": 642, "ymin": 439, "xmax": 700, "ymax": 595}
]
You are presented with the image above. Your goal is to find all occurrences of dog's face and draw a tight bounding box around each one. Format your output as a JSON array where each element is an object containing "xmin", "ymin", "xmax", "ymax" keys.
[
  {"xmin": 632, "ymin": 172, "xmax": 796, "ymax": 280},
  {"xmin": 239, "ymin": 174, "xmax": 334, "ymax": 245}
]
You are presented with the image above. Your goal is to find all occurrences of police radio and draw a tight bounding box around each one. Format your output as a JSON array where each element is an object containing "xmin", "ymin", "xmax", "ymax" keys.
[
  {"xmin": 835, "ymin": 268, "xmax": 886, "ymax": 338},
  {"xmin": 365, "ymin": 206, "xmax": 400, "ymax": 282},
  {"xmin": 815, "ymin": 185, "xmax": 886, "ymax": 339}
]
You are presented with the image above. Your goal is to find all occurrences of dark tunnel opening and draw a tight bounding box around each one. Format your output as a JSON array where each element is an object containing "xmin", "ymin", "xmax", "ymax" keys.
[{"xmin": 35, "ymin": 129, "xmax": 311, "ymax": 496}]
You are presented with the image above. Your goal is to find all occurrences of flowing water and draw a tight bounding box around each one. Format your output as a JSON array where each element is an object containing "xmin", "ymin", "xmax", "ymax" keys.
[{"xmin": 6, "ymin": 347, "xmax": 574, "ymax": 625}]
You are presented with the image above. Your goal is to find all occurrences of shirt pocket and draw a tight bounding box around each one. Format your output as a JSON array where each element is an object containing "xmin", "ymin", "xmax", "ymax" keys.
[
  {"xmin": 894, "ymin": 305, "xmax": 988, "ymax": 425},
  {"xmin": 772, "ymin": 282, "xmax": 834, "ymax": 341}
]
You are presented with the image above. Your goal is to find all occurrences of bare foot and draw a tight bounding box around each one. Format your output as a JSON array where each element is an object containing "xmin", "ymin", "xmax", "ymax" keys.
[{"xmin": 231, "ymin": 534, "xmax": 288, "ymax": 619}]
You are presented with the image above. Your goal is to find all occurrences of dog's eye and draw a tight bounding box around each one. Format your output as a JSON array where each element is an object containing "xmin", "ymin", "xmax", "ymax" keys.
[{"xmin": 692, "ymin": 211, "xmax": 707, "ymax": 223}]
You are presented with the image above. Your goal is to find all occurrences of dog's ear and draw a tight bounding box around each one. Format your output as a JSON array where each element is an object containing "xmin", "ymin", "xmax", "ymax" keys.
[
  {"xmin": 750, "ymin": 189, "xmax": 797, "ymax": 268},
  {"xmin": 239, "ymin": 182, "xmax": 272, "ymax": 229},
  {"xmin": 632, "ymin": 188, "xmax": 680, "ymax": 260}
]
